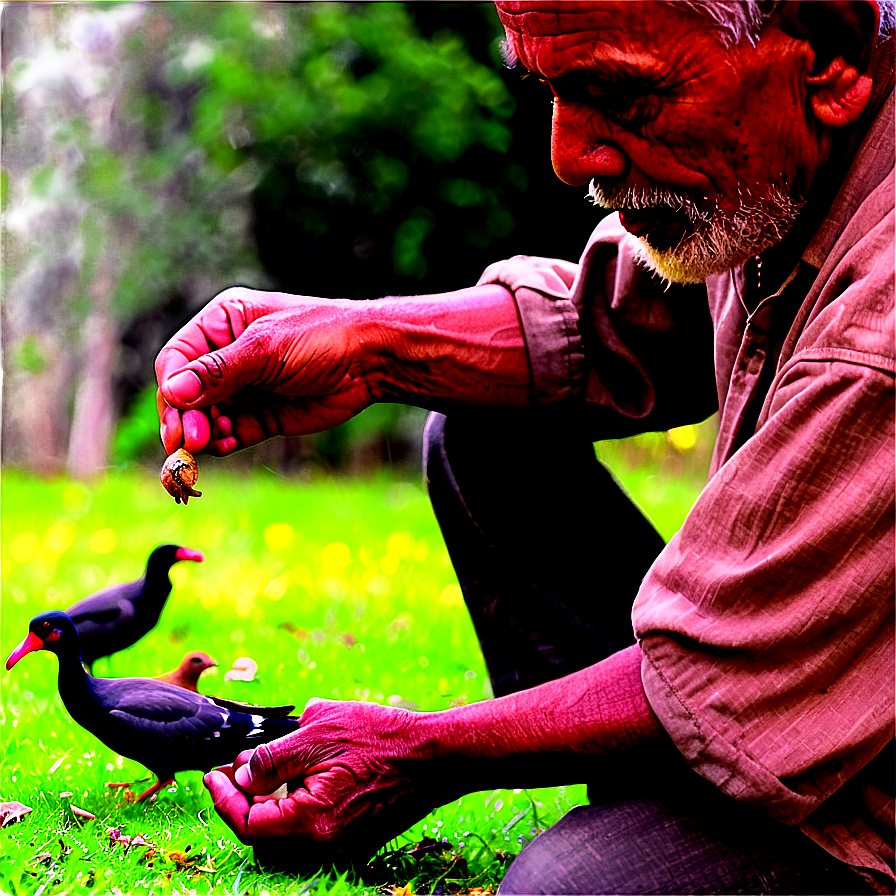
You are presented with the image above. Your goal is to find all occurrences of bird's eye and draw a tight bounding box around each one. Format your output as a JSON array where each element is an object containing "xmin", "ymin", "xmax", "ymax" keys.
[{"xmin": 42, "ymin": 621, "xmax": 50, "ymax": 628}]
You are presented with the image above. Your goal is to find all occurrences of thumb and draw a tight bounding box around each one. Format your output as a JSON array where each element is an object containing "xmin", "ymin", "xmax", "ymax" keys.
[
  {"xmin": 233, "ymin": 739, "xmax": 297, "ymax": 795},
  {"xmin": 159, "ymin": 337, "xmax": 270, "ymax": 410}
]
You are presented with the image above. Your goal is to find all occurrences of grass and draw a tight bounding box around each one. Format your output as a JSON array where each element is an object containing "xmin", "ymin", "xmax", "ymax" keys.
[{"xmin": 1, "ymin": 424, "xmax": 711, "ymax": 894}]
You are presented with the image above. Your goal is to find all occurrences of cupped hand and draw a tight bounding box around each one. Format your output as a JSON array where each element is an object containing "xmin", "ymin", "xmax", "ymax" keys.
[
  {"xmin": 204, "ymin": 700, "xmax": 444, "ymax": 870},
  {"xmin": 155, "ymin": 287, "xmax": 375, "ymax": 456}
]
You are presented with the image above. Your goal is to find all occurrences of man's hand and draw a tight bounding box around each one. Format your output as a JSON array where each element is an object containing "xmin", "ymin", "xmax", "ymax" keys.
[
  {"xmin": 203, "ymin": 647, "xmax": 665, "ymax": 869},
  {"xmin": 204, "ymin": 700, "xmax": 443, "ymax": 870},
  {"xmin": 155, "ymin": 288, "xmax": 375, "ymax": 456}
]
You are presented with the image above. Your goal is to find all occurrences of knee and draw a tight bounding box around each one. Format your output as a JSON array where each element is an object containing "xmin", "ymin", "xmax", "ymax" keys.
[{"xmin": 498, "ymin": 806, "xmax": 623, "ymax": 895}]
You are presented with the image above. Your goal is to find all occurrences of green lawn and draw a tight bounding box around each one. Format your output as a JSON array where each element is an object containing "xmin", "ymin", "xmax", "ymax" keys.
[{"xmin": 1, "ymin": 430, "xmax": 709, "ymax": 894}]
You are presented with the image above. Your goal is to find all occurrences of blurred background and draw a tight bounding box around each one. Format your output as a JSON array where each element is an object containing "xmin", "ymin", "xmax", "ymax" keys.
[{"xmin": 2, "ymin": 0, "xmax": 640, "ymax": 479}]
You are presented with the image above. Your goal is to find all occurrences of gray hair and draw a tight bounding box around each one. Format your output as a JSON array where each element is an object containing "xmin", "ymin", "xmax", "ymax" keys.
[{"xmin": 673, "ymin": 0, "xmax": 895, "ymax": 47}]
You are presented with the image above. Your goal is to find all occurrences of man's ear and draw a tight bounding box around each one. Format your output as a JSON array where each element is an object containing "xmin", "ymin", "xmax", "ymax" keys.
[{"xmin": 778, "ymin": 1, "xmax": 880, "ymax": 127}]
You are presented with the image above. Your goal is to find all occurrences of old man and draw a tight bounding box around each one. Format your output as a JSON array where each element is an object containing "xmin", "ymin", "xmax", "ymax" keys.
[{"xmin": 156, "ymin": 2, "xmax": 894, "ymax": 892}]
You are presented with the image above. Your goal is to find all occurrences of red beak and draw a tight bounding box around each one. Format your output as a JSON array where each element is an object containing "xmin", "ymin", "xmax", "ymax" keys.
[
  {"xmin": 6, "ymin": 632, "xmax": 44, "ymax": 671},
  {"xmin": 175, "ymin": 547, "xmax": 204, "ymax": 563}
]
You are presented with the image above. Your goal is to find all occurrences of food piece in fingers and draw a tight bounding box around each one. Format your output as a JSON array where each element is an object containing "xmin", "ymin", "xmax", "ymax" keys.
[{"xmin": 160, "ymin": 448, "xmax": 202, "ymax": 504}]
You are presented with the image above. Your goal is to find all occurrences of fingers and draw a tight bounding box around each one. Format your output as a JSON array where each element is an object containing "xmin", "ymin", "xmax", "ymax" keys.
[
  {"xmin": 157, "ymin": 399, "xmax": 213, "ymax": 455},
  {"xmin": 229, "ymin": 702, "xmax": 339, "ymax": 796},
  {"xmin": 205, "ymin": 766, "xmax": 316, "ymax": 842},
  {"xmin": 158, "ymin": 397, "xmax": 184, "ymax": 455},
  {"xmin": 159, "ymin": 344, "xmax": 252, "ymax": 411},
  {"xmin": 156, "ymin": 290, "xmax": 301, "ymax": 411},
  {"xmin": 234, "ymin": 739, "xmax": 291, "ymax": 795},
  {"xmin": 204, "ymin": 768, "xmax": 253, "ymax": 839}
]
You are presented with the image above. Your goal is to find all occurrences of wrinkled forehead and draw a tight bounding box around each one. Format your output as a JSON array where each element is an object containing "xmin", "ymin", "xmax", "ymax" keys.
[
  {"xmin": 495, "ymin": 2, "xmax": 703, "ymax": 48},
  {"xmin": 495, "ymin": 1, "xmax": 715, "ymax": 75},
  {"xmin": 496, "ymin": 1, "xmax": 625, "ymax": 36}
]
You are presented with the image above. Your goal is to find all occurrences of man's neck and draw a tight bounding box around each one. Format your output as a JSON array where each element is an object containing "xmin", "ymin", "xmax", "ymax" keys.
[{"xmin": 759, "ymin": 29, "xmax": 894, "ymax": 293}]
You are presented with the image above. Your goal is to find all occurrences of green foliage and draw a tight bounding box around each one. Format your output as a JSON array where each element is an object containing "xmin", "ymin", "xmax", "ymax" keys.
[
  {"xmin": 11, "ymin": 336, "xmax": 48, "ymax": 375},
  {"xmin": 112, "ymin": 385, "xmax": 163, "ymax": 466}
]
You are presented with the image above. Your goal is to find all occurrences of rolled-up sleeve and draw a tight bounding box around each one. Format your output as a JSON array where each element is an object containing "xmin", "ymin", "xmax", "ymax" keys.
[
  {"xmin": 478, "ymin": 214, "xmax": 718, "ymax": 437},
  {"xmin": 633, "ymin": 357, "xmax": 895, "ymax": 825}
]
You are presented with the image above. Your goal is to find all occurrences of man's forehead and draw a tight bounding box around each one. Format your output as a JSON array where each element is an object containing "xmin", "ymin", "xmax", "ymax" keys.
[
  {"xmin": 495, "ymin": 1, "xmax": 703, "ymax": 76},
  {"xmin": 496, "ymin": 1, "xmax": 651, "ymax": 36},
  {"xmin": 494, "ymin": 1, "xmax": 714, "ymax": 49}
]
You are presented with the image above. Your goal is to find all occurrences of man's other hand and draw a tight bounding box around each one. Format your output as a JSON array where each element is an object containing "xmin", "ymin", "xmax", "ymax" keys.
[{"xmin": 203, "ymin": 699, "xmax": 441, "ymax": 870}]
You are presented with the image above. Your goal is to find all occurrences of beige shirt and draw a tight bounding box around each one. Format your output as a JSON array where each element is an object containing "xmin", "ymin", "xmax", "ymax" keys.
[{"xmin": 479, "ymin": 94, "xmax": 894, "ymax": 890}]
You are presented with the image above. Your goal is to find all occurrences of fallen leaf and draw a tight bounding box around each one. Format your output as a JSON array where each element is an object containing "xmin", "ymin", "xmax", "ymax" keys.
[
  {"xmin": 107, "ymin": 828, "xmax": 157, "ymax": 852},
  {"xmin": 0, "ymin": 800, "xmax": 32, "ymax": 826},
  {"xmin": 70, "ymin": 805, "xmax": 96, "ymax": 820},
  {"xmin": 390, "ymin": 885, "xmax": 414, "ymax": 895},
  {"xmin": 224, "ymin": 656, "xmax": 258, "ymax": 682},
  {"xmin": 279, "ymin": 622, "xmax": 308, "ymax": 640}
]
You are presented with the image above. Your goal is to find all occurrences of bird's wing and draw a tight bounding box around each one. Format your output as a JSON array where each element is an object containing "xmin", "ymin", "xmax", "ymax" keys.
[
  {"xmin": 105, "ymin": 681, "xmax": 233, "ymax": 742},
  {"xmin": 67, "ymin": 591, "xmax": 138, "ymax": 628}
]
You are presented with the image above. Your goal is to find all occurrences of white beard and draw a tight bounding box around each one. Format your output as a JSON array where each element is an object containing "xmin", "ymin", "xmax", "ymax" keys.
[{"xmin": 588, "ymin": 181, "xmax": 804, "ymax": 285}]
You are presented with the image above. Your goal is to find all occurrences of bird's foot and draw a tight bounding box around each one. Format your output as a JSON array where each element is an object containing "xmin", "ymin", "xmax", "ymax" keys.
[
  {"xmin": 133, "ymin": 778, "xmax": 175, "ymax": 803},
  {"xmin": 105, "ymin": 781, "xmax": 136, "ymax": 805}
]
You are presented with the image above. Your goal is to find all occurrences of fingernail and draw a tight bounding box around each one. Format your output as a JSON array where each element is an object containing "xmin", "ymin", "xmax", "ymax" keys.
[
  {"xmin": 166, "ymin": 370, "xmax": 203, "ymax": 403},
  {"xmin": 235, "ymin": 765, "xmax": 252, "ymax": 788}
]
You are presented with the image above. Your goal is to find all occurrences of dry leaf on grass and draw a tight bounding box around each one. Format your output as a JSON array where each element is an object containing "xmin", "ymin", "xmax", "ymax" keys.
[
  {"xmin": 0, "ymin": 800, "xmax": 32, "ymax": 826},
  {"xmin": 70, "ymin": 805, "xmax": 96, "ymax": 820},
  {"xmin": 107, "ymin": 827, "xmax": 157, "ymax": 854}
]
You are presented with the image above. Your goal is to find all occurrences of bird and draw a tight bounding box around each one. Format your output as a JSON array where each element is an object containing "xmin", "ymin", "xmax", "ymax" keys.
[
  {"xmin": 64, "ymin": 544, "xmax": 204, "ymax": 670},
  {"xmin": 6, "ymin": 611, "xmax": 300, "ymax": 803},
  {"xmin": 154, "ymin": 651, "xmax": 218, "ymax": 693}
]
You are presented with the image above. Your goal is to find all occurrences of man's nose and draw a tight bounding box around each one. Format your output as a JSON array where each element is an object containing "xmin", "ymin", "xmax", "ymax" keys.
[{"xmin": 550, "ymin": 103, "xmax": 628, "ymax": 185}]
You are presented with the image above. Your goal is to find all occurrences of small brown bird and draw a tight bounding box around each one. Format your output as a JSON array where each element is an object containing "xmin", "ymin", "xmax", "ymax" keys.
[{"xmin": 154, "ymin": 651, "xmax": 217, "ymax": 693}]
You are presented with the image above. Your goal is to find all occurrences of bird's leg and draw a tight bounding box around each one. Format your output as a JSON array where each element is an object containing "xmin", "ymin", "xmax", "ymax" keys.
[{"xmin": 132, "ymin": 778, "xmax": 175, "ymax": 803}]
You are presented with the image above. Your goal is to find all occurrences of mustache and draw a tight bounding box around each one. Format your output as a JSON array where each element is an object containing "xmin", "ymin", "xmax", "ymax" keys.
[{"xmin": 587, "ymin": 181, "xmax": 708, "ymax": 223}]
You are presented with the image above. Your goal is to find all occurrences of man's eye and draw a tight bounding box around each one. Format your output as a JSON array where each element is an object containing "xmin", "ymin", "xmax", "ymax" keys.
[
  {"xmin": 539, "ymin": 75, "xmax": 660, "ymax": 131},
  {"xmin": 592, "ymin": 91, "xmax": 659, "ymax": 130}
]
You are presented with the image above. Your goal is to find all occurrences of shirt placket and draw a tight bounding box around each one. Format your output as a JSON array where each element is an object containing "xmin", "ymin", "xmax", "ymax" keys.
[{"xmin": 713, "ymin": 262, "xmax": 803, "ymax": 467}]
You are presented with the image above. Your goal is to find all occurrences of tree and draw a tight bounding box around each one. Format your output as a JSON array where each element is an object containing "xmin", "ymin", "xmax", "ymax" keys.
[{"xmin": 2, "ymin": 3, "xmax": 602, "ymax": 475}]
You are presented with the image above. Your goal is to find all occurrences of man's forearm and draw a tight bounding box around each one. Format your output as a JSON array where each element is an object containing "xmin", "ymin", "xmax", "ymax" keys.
[
  {"xmin": 358, "ymin": 284, "xmax": 533, "ymax": 409},
  {"xmin": 414, "ymin": 644, "xmax": 666, "ymax": 794}
]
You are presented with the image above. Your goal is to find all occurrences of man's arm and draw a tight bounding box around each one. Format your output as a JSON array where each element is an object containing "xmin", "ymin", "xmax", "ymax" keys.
[
  {"xmin": 204, "ymin": 644, "xmax": 666, "ymax": 863},
  {"xmin": 156, "ymin": 284, "xmax": 531, "ymax": 456}
]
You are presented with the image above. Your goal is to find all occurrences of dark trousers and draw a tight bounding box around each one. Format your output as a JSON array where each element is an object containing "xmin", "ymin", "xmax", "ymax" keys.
[{"xmin": 423, "ymin": 411, "xmax": 873, "ymax": 895}]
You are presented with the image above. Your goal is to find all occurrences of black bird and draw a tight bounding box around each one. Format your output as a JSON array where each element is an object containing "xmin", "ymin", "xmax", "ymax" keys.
[
  {"xmin": 6, "ymin": 612, "xmax": 300, "ymax": 803},
  {"xmin": 65, "ymin": 544, "xmax": 204, "ymax": 670}
]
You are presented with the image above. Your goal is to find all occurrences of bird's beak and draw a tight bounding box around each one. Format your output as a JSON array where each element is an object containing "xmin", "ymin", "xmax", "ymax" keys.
[
  {"xmin": 175, "ymin": 547, "xmax": 204, "ymax": 563},
  {"xmin": 5, "ymin": 632, "xmax": 44, "ymax": 671}
]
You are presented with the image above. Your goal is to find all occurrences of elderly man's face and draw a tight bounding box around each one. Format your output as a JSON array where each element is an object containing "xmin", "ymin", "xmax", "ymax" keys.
[{"xmin": 497, "ymin": 2, "xmax": 826, "ymax": 283}]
